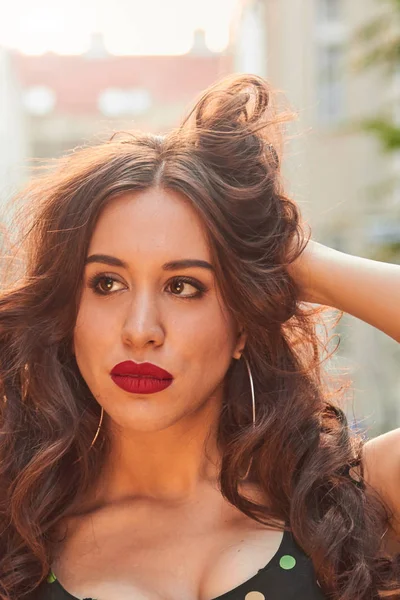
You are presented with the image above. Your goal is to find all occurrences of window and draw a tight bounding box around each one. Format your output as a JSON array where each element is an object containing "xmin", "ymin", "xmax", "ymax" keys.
[
  {"xmin": 23, "ymin": 86, "xmax": 56, "ymax": 116},
  {"xmin": 317, "ymin": 0, "xmax": 342, "ymax": 23},
  {"xmin": 98, "ymin": 88, "xmax": 152, "ymax": 117},
  {"xmin": 316, "ymin": 44, "xmax": 344, "ymax": 123},
  {"xmin": 315, "ymin": 0, "xmax": 346, "ymax": 125}
]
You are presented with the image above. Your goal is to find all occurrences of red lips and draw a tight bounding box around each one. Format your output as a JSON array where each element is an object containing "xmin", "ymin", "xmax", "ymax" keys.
[
  {"xmin": 111, "ymin": 361, "xmax": 173, "ymax": 379},
  {"xmin": 110, "ymin": 361, "xmax": 173, "ymax": 395}
]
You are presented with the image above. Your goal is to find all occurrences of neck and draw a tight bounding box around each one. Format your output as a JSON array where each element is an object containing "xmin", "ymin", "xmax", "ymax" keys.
[{"xmin": 91, "ymin": 394, "xmax": 223, "ymax": 507}]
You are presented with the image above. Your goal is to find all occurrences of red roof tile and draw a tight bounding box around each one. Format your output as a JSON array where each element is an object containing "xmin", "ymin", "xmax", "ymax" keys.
[{"xmin": 12, "ymin": 52, "xmax": 233, "ymax": 115}]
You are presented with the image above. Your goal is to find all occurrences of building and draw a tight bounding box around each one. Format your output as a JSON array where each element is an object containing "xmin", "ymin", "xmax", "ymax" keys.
[
  {"xmin": 230, "ymin": 0, "xmax": 400, "ymax": 435},
  {"xmin": 0, "ymin": 47, "xmax": 28, "ymax": 211},
  {"xmin": 11, "ymin": 30, "xmax": 232, "ymax": 159}
]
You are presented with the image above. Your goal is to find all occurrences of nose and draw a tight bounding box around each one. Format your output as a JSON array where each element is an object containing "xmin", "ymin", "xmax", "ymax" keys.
[{"xmin": 121, "ymin": 291, "xmax": 165, "ymax": 349}]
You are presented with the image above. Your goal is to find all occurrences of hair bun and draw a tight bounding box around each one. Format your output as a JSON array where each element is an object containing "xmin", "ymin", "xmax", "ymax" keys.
[{"xmin": 178, "ymin": 74, "xmax": 294, "ymax": 187}]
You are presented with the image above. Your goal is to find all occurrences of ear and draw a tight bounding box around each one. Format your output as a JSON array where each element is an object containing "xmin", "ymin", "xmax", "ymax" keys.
[{"xmin": 233, "ymin": 328, "xmax": 247, "ymax": 360}]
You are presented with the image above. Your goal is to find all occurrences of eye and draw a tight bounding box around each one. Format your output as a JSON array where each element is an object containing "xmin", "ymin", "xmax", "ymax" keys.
[
  {"xmin": 88, "ymin": 275, "xmax": 126, "ymax": 295},
  {"xmin": 167, "ymin": 277, "xmax": 206, "ymax": 299},
  {"xmin": 87, "ymin": 274, "xmax": 207, "ymax": 299}
]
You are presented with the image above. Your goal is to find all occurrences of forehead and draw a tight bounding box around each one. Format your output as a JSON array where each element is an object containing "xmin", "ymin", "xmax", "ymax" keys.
[{"xmin": 89, "ymin": 188, "xmax": 212, "ymax": 262}]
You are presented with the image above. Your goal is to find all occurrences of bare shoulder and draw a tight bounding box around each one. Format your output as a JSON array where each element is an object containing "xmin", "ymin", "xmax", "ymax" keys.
[{"xmin": 363, "ymin": 428, "xmax": 400, "ymax": 536}]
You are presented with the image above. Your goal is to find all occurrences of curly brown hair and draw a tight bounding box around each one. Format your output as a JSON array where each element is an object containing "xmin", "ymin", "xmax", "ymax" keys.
[{"xmin": 0, "ymin": 74, "xmax": 398, "ymax": 600}]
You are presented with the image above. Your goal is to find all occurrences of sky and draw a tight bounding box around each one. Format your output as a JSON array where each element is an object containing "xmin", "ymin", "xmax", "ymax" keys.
[{"xmin": 0, "ymin": 0, "xmax": 239, "ymax": 55}]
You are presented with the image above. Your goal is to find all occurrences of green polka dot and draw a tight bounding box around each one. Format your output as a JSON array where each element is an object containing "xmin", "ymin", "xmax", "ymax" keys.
[
  {"xmin": 279, "ymin": 554, "xmax": 296, "ymax": 570},
  {"xmin": 47, "ymin": 570, "xmax": 57, "ymax": 583}
]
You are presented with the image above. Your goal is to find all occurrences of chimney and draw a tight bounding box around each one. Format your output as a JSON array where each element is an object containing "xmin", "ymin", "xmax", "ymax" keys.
[
  {"xmin": 189, "ymin": 28, "xmax": 214, "ymax": 56},
  {"xmin": 86, "ymin": 32, "xmax": 108, "ymax": 59}
]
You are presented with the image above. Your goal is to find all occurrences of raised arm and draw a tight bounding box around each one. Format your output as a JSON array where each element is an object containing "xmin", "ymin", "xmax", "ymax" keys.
[
  {"xmin": 289, "ymin": 240, "xmax": 400, "ymax": 343},
  {"xmin": 289, "ymin": 240, "xmax": 400, "ymax": 539}
]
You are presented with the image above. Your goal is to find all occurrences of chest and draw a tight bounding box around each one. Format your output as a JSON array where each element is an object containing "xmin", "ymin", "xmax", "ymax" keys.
[{"xmin": 51, "ymin": 497, "xmax": 286, "ymax": 600}]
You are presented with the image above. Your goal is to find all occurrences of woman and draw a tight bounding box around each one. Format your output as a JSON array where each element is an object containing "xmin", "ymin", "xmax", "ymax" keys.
[{"xmin": 0, "ymin": 74, "xmax": 398, "ymax": 600}]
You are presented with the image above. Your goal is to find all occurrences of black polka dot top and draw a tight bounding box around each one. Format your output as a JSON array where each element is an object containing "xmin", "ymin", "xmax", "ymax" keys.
[{"xmin": 36, "ymin": 528, "xmax": 327, "ymax": 599}]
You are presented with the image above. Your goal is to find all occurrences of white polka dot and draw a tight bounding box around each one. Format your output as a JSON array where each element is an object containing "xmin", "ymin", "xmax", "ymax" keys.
[{"xmin": 245, "ymin": 592, "xmax": 265, "ymax": 600}]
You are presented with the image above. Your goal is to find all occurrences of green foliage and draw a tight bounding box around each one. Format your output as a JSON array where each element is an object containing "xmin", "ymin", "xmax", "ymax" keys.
[
  {"xmin": 353, "ymin": 20, "xmax": 400, "ymax": 75},
  {"xmin": 352, "ymin": 0, "xmax": 400, "ymax": 260},
  {"xmin": 369, "ymin": 241, "xmax": 400, "ymax": 263},
  {"xmin": 352, "ymin": 0, "xmax": 400, "ymax": 74},
  {"xmin": 352, "ymin": 1, "xmax": 400, "ymax": 149},
  {"xmin": 361, "ymin": 118, "xmax": 400, "ymax": 151}
]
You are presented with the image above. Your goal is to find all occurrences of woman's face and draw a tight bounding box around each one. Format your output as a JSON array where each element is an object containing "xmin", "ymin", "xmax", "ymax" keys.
[{"xmin": 73, "ymin": 188, "xmax": 247, "ymax": 433}]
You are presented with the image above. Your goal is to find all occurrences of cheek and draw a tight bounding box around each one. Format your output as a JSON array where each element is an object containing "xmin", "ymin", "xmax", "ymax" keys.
[
  {"xmin": 180, "ymin": 303, "xmax": 237, "ymax": 365},
  {"xmin": 72, "ymin": 304, "xmax": 114, "ymax": 396},
  {"xmin": 73, "ymin": 295, "xmax": 117, "ymax": 358},
  {"xmin": 73, "ymin": 291, "xmax": 237, "ymax": 365}
]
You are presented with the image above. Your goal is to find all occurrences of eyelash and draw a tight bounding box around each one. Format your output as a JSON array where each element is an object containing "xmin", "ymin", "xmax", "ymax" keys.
[{"xmin": 87, "ymin": 274, "xmax": 207, "ymax": 300}]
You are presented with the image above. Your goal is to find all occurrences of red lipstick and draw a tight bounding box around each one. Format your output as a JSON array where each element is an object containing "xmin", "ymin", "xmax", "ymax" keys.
[{"xmin": 110, "ymin": 361, "xmax": 173, "ymax": 395}]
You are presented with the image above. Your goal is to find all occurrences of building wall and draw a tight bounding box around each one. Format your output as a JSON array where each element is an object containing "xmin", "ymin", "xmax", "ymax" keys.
[
  {"xmin": 0, "ymin": 48, "xmax": 29, "ymax": 213},
  {"xmin": 12, "ymin": 36, "xmax": 232, "ymax": 159},
  {"xmin": 231, "ymin": 0, "xmax": 400, "ymax": 435}
]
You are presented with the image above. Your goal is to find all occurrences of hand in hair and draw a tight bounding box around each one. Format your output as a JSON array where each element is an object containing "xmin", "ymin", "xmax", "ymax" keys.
[{"xmin": 287, "ymin": 239, "xmax": 400, "ymax": 342}]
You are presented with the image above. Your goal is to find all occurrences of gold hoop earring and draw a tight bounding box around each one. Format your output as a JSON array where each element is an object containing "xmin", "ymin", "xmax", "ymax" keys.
[
  {"xmin": 90, "ymin": 406, "xmax": 104, "ymax": 449},
  {"xmin": 239, "ymin": 354, "xmax": 256, "ymax": 480},
  {"xmin": 242, "ymin": 355, "xmax": 256, "ymax": 428}
]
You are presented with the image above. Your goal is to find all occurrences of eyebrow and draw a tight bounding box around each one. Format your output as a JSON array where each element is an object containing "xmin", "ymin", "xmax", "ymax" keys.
[{"xmin": 84, "ymin": 254, "xmax": 215, "ymax": 272}]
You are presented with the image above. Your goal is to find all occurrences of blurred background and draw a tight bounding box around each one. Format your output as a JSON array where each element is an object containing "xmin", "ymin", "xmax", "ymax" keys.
[{"xmin": 0, "ymin": 0, "xmax": 399, "ymax": 436}]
